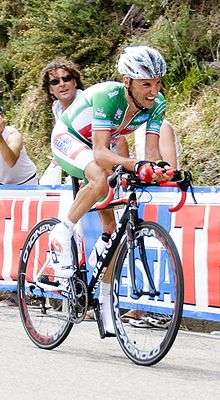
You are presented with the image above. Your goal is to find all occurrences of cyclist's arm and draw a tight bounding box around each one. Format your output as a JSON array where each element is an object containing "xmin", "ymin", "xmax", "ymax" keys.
[
  {"xmin": 159, "ymin": 120, "xmax": 178, "ymax": 168},
  {"xmin": 115, "ymin": 136, "xmax": 129, "ymax": 157},
  {"xmin": 145, "ymin": 133, "xmax": 161, "ymax": 161},
  {"xmin": 92, "ymin": 129, "xmax": 136, "ymax": 171},
  {"xmin": 0, "ymin": 124, "xmax": 22, "ymax": 167},
  {"xmin": 145, "ymin": 93, "xmax": 166, "ymax": 162}
]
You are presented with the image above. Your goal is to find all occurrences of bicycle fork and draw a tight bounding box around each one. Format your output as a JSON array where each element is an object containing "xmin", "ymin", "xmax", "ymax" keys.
[{"xmin": 126, "ymin": 198, "xmax": 159, "ymax": 299}]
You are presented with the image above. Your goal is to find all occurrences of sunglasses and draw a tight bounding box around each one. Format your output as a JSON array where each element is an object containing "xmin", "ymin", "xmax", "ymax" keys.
[{"xmin": 49, "ymin": 75, "xmax": 73, "ymax": 86}]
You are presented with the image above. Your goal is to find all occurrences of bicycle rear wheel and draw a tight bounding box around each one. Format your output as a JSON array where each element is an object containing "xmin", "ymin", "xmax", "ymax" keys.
[
  {"xmin": 18, "ymin": 218, "xmax": 74, "ymax": 349},
  {"xmin": 111, "ymin": 221, "xmax": 184, "ymax": 366}
]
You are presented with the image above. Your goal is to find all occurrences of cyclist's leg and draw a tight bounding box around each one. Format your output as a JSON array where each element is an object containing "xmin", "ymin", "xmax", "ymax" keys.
[
  {"xmin": 52, "ymin": 127, "xmax": 117, "ymax": 333},
  {"xmin": 97, "ymin": 135, "xmax": 129, "ymax": 281},
  {"xmin": 51, "ymin": 122, "xmax": 111, "ymax": 219},
  {"xmin": 65, "ymin": 163, "xmax": 110, "ymax": 221},
  {"xmin": 96, "ymin": 137, "xmax": 129, "ymax": 334},
  {"xmin": 99, "ymin": 244, "xmax": 121, "ymax": 335},
  {"xmin": 75, "ymin": 165, "xmax": 116, "ymax": 333},
  {"xmin": 49, "ymin": 127, "xmax": 111, "ymax": 281}
]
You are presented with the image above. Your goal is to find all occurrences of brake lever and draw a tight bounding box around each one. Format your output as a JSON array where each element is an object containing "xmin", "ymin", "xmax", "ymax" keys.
[
  {"xmin": 176, "ymin": 171, "xmax": 197, "ymax": 204},
  {"xmin": 161, "ymin": 170, "xmax": 197, "ymax": 212}
]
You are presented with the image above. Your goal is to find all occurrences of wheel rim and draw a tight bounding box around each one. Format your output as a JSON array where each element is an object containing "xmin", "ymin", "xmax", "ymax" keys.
[
  {"xmin": 18, "ymin": 219, "xmax": 73, "ymax": 348},
  {"xmin": 112, "ymin": 222, "xmax": 183, "ymax": 365}
]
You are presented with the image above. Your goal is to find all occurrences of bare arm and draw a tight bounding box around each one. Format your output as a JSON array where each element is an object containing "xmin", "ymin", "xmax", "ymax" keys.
[
  {"xmin": 0, "ymin": 117, "xmax": 23, "ymax": 167},
  {"xmin": 92, "ymin": 130, "xmax": 136, "ymax": 171},
  {"xmin": 159, "ymin": 120, "xmax": 177, "ymax": 168},
  {"xmin": 145, "ymin": 133, "xmax": 161, "ymax": 161},
  {"xmin": 115, "ymin": 136, "xmax": 129, "ymax": 157}
]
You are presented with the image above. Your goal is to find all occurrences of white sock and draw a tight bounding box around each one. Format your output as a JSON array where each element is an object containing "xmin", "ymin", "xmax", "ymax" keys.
[
  {"xmin": 99, "ymin": 282, "xmax": 111, "ymax": 302},
  {"xmin": 62, "ymin": 217, "xmax": 75, "ymax": 234},
  {"xmin": 99, "ymin": 282, "xmax": 114, "ymax": 334}
]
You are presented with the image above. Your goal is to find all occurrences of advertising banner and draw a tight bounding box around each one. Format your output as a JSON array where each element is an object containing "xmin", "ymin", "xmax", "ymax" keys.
[{"xmin": 0, "ymin": 185, "xmax": 219, "ymax": 321}]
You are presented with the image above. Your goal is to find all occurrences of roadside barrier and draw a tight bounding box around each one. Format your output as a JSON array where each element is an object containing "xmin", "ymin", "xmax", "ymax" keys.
[{"xmin": 0, "ymin": 184, "xmax": 219, "ymax": 322}]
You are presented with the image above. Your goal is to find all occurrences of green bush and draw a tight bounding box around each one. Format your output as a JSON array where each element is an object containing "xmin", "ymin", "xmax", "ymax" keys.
[
  {"xmin": 167, "ymin": 81, "xmax": 220, "ymax": 185},
  {"xmin": 0, "ymin": 0, "xmax": 219, "ymax": 182}
]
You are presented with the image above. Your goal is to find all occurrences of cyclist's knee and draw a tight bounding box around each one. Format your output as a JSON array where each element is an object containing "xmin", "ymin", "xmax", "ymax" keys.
[
  {"xmin": 92, "ymin": 173, "xmax": 109, "ymax": 197},
  {"xmin": 85, "ymin": 163, "xmax": 109, "ymax": 197}
]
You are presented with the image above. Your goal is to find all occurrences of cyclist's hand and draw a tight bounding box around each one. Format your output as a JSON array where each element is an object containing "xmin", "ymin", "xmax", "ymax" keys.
[
  {"xmin": 153, "ymin": 161, "xmax": 174, "ymax": 182},
  {"xmin": 135, "ymin": 160, "xmax": 174, "ymax": 183},
  {"xmin": 135, "ymin": 161, "xmax": 154, "ymax": 182}
]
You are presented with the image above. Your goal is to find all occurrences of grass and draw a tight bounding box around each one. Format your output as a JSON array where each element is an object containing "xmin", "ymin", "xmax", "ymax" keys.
[{"xmin": 167, "ymin": 80, "xmax": 220, "ymax": 185}]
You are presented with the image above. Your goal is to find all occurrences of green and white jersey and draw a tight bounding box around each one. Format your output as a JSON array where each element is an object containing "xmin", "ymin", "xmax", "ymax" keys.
[{"xmin": 61, "ymin": 81, "xmax": 166, "ymax": 147}]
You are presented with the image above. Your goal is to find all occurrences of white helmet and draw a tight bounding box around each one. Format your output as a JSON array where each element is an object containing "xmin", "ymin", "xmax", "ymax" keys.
[{"xmin": 117, "ymin": 45, "xmax": 166, "ymax": 79}]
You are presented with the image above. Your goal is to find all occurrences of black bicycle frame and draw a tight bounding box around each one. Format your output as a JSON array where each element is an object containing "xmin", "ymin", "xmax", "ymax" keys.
[
  {"xmin": 87, "ymin": 192, "xmax": 137, "ymax": 298},
  {"xmin": 86, "ymin": 191, "xmax": 157, "ymax": 304}
]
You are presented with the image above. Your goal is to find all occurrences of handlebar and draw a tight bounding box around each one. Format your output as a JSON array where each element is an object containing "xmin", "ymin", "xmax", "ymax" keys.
[
  {"xmin": 157, "ymin": 181, "xmax": 187, "ymax": 212},
  {"xmin": 95, "ymin": 167, "xmax": 195, "ymax": 212}
]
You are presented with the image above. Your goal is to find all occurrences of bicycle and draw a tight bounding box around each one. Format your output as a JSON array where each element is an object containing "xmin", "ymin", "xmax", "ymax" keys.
[{"xmin": 17, "ymin": 167, "xmax": 194, "ymax": 366}]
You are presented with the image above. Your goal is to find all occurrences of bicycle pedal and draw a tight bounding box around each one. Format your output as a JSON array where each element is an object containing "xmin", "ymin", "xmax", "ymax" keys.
[{"xmin": 93, "ymin": 299, "xmax": 106, "ymax": 339}]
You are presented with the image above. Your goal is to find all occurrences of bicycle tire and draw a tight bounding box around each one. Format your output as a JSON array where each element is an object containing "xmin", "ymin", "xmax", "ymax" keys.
[
  {"xmin": 111, "ymin": 220, "xmax": 184, "ymax": 366},
  {"xmin": 18, "ymin": 218, "xmax": 74, "ymax": 349}
]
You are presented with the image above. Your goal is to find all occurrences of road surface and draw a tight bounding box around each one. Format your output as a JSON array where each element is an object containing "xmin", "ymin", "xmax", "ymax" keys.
[{"xmin": 0, "ymin": 302, "xmax": 219, "ymax": 400}]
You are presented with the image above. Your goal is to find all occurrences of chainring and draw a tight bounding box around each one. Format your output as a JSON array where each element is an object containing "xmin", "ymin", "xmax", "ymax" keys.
[{"xmin": 68, "ymin": 278, "xmax": 88, "ymax": 323}]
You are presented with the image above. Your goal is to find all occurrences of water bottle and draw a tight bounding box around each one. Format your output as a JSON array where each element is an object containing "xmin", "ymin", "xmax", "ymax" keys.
[{"xmin": 88, "ymin": 233, "xmax": 111, "ymax": 268}]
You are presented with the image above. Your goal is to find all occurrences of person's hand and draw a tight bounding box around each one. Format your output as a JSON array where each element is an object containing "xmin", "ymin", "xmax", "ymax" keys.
[
  {"xmin": 135, "ymin": 161, "xmax": 154, "ymax": 182},
  {"xmin": 0, "ymin": 114, "xmax": 6, "ymax": 136},
  {"xmin": 152, "ymin": 162, "xmax": 174, "ymax": 182},
  {"xmin": 135, "ymin": 160, "xmax": 174, "ymax": 183}
]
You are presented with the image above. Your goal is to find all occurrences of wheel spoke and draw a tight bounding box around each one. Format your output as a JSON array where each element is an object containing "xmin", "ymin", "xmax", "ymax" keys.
[
  {"xmin": 111, "ymin": 221, "xmax": 184, "ymax": 366},
  {"xmin": 18, "ymin": 219, "xmax": 74, "ymax": 349}
]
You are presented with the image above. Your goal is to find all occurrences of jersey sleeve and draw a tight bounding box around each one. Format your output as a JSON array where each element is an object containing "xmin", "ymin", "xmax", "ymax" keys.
[
  {"xmin": 146, "ymin": 94, "xmax": 166, "ymax": 135},
  {"xmin": 92, "ymin": 90, "xmax": 114, "ymax": 130}
]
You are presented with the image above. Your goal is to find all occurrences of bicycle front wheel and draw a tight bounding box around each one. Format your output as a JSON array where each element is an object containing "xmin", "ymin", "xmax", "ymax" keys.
[
  {"xmin": 111, "ymin": 221, "xmax": 184, "ymax": 366},
  {"xmin": 18, "ymin": 218, "xmax": 74, "ymax": 349}
]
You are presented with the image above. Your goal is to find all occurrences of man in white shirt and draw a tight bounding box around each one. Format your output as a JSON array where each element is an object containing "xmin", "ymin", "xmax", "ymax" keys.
[{"xmin": 39, "ymin": 58, "xmax": 84, "ymax": 184}]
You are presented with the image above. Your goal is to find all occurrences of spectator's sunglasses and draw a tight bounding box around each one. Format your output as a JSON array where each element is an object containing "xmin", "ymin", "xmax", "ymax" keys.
[{"xmin": 49, "ymin": 74, "xmax": 73, "ymax": 86}]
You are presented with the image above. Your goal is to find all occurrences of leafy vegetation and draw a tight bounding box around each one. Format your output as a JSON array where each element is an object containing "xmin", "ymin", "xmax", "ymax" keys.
[
  {"xmin": 0, "ymin": 0, "xmax": 219, "ymax": 182},
  {"xmin": 167, "ymin": 81, "xmax": 220, "ymax": 185}
]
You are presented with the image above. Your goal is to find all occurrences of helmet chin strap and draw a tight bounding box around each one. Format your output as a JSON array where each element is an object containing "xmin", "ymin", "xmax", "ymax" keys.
[{"xmin": 127, "ymin": 79, "xmax": 146, "ymax": 110}]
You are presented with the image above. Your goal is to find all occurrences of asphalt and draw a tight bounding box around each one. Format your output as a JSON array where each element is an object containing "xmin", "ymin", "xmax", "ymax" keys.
[{"xmin": 0, "ymin": 301, "xmax": 219, "ymax": 400}]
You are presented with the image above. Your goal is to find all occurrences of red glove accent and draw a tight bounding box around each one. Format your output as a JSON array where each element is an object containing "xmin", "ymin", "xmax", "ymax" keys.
[
  {"xmin": 137, "ymin": 164, "xmax": 154, "ymax": 182},
  {"xmin": 165, "ymin": 167, "xmax": 175, "ymax": 177},
  {"xmin": 153, "ymin": 166, "xmax": 163, "ymax": 177},
  {"xmin": 135, "ymin": 161, "xmax": 175, "ymax": 183}
]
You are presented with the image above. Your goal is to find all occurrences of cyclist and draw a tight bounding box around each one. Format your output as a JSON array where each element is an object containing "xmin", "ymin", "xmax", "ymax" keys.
[{"xmin": 38, "ymin": 45, "xmax": 173, "ymax": 335}]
